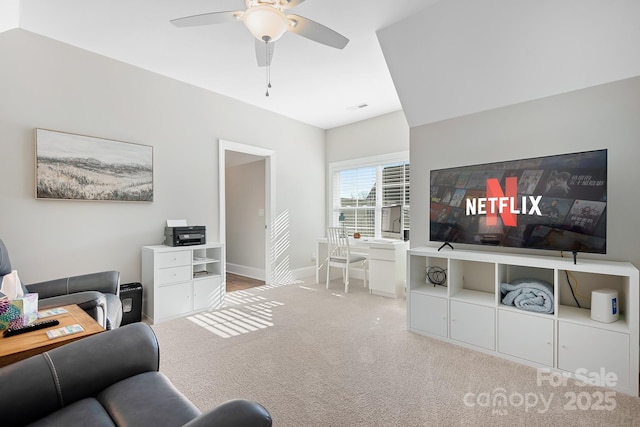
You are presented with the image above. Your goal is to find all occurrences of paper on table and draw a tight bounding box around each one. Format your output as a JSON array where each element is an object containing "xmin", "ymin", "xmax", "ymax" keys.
[
  {"xmin": 38, "ymin": 307, "xmax": 68, "ymax": 318},
  {"xmin": 47, "ymin": 324, "xmax": 84, "ymax": 339}
]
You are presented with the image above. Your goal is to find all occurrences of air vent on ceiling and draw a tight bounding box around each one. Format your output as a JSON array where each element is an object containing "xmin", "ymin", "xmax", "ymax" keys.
[{"xmin": 347, "ymin": 103, "xmax": 369, "ymax": 111}]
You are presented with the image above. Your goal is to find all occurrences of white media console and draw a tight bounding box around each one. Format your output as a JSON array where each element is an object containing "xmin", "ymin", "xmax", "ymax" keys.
[{"xmin": 407, "ymin": 246, "xmax": 639, "ymax": 396}]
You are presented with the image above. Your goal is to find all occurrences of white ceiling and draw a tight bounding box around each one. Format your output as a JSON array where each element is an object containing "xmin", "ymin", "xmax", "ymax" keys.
[{"xmin": 13, "ymin": 0, "xmax": 440, "ymax": 130}]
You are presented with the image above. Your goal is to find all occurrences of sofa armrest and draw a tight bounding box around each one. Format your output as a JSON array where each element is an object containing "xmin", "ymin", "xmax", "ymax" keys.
[
  {"xmin": 25, "ymin": 271, "xmax": 120, "ymax": 298},
  {"xmin": 0, "ymin": 323, "xmax": 159, "ymax": 426},
  {"xmin": 38, "ymin": 291, "xmax": 108, "ymax": 329},
  {"xmin": 182, "ymin": 399, "xmax": 273, "ymax": 427},
  {"xmin": 38, "ymin": 290, "xmax": 105, "ymax": 310}
]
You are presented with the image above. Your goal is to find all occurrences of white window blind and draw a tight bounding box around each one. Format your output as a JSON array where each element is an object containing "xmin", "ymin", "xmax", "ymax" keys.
[
  {"xmin": 382, "ymin": 163, "xmax": 410, "ymax": 233},
  {"xmin": 335, "ymin": 166, "xmax": 376, "ymax": 236},
  {"xmin": 330, "ymin": 155, "xmax": 410, "ymax": 238}
]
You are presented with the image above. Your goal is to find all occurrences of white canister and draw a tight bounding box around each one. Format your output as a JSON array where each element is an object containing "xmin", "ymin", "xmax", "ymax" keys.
[{"xmin": 590, "ymin": 289, "xmax": 619, "ymax": 323}]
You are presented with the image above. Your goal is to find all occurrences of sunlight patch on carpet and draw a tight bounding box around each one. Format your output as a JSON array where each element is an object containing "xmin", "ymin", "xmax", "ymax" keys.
[
  {"xmin": 224, "ymin": 282, "xmax": 300, "ymax": 306},
  {"xmin": 187, "ymin": 300, "xmax": 285, "ymax": 338},
  {"xmin": 224, "ymin": 291, "xmax": 268, "ymax": 306}
]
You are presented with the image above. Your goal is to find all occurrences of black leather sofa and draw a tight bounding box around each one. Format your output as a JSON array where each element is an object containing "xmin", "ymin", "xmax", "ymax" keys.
[
  {"xmin": 0, "ymin": 322, "xmax": 272, "ymax": 427},
  {"xmin": 0, "ymin": 237, "xmax": 122, "ymax": 329}
]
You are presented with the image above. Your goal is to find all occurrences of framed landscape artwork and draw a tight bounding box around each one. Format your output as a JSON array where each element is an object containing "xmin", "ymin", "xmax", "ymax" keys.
[{"xmin": 35, "ymin": 129, "xmax": 153, "ymax": 202}]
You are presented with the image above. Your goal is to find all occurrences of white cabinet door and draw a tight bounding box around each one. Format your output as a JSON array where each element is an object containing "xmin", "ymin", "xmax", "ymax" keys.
[
  {"xmin": 558, "ymin": 322, "xmax": 630, "ymax": 390},
  {"xmin": 498, "ymin": 309, "xmax": 554, "ymax": 365},
  {"xmin": 193, "ymin": 276, "xmax": 223, "ymax": 311},
  {"xmin": 450, "ymin": 300, "xmax": 495, "ymax": 350},
  {"xmin": 369, "ymin": 258, "xmax": 396, "ymax": 297},
  {"xmin": 157, "ymin": 282, "xmax": 192, "ymax": 319},
  {"xmin": 410, "ymin": 293, "xmax": 447, "ymax": 337}
]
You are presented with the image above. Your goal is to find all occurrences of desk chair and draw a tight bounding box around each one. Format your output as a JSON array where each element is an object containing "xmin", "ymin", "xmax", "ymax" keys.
[{"xmin": 326, "ymin": 227, "xmax": 368, "ymax": 293}]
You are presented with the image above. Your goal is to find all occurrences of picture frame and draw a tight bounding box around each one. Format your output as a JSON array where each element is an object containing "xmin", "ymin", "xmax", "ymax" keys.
[{"xmin": 35, "ymin": 128, "xmax": 153, "ymax": 202}]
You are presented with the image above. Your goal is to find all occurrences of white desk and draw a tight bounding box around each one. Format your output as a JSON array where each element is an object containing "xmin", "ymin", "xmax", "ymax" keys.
[{"xmin": 316, "ymin": 238, "xmax": 409, "ymax": 298}]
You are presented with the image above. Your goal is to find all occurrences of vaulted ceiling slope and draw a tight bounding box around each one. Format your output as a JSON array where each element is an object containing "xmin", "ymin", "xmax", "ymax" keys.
[{"xmin": 378, "ymin": 0, "xmax": 640, "ymax": 128}]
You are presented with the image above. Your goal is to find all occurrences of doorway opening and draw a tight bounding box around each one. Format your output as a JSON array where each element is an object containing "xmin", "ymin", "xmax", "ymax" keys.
[{"xmin": 219, "ymin": 140, "xmax": 275, "ymax": 292}]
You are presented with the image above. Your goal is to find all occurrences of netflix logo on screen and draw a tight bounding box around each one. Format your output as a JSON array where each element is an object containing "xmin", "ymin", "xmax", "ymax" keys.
[
  {"xmin": 430, "ymin": 149, "xmax": 607, "ymax": 254},
  {"xmin": 465, "ymin": 176, "xmax": 543, "ymax": 227}
]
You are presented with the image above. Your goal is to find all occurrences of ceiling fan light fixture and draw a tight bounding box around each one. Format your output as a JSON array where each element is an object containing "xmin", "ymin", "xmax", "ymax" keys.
[{"xmin": 243, "ymin": 5, "xmax": 289, "ymax": 42}]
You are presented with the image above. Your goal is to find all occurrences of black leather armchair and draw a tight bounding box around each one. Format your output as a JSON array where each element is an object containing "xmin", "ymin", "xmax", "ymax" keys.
[
  {"xmin": 0, "ymin": 323, "xmax": 273, "ymax": 427},
  {"xmin": 0, "ymin": 238, "xmax": 122, "ymax": 329}
]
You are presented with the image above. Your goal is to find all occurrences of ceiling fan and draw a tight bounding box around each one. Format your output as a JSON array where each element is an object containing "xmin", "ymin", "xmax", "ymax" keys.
[{"xmin": 170, "ymin": 0, "xmax": 350, "ymax": 68}]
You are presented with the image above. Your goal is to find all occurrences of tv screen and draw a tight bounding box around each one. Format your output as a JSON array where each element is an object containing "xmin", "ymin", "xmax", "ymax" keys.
[{"xmin": 430, "ymin": 149, "xmax": 607, "ymax": 254}]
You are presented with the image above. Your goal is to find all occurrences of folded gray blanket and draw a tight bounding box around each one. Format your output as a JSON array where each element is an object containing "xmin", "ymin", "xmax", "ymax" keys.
[{"xmin": 500, "ymin": 279, "xmax": 554, "ymax": 314}]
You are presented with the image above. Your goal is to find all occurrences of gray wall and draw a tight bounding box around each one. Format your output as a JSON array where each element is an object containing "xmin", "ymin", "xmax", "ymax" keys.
[
  {"xmin": 325, "ymin": 110, "xmax": 409, "ymax": 164},
  {"xmin": 0, "ymin": 29, "xmax": 325, "ymax": 284},
  {"xmin": 409, "ymin": 76, "xmax": 640, "ymax": 268}
]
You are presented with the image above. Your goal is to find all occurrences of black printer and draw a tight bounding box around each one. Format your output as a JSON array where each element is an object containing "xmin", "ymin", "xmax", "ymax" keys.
[{"xmin": 164, "ymin": 226, "xmax": 206, "ymax": 246}]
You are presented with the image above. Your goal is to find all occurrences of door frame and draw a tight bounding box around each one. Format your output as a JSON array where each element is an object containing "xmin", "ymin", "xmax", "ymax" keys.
[{"xmin": 218, "ymin": 139, "xmax": 275, "ymax": 285}]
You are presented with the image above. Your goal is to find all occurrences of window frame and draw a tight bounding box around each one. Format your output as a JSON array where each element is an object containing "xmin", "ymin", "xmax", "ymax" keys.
[{"xmin": 328, "ymin": 151, "xmax": 409, "ymax": 239}]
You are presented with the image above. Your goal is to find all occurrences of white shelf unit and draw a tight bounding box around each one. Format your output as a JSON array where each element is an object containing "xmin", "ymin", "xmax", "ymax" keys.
[
  {"xmin": 407, "ymin": 246, "xmax": 639, "ymax": 396},
  {"xmin": 141, "ymin": 243, "xmax": 225, "ymax": 324}
]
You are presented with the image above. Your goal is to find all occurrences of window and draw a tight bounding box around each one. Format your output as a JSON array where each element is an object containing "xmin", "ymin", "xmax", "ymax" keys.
[{"xmin": 329, "ymin": 153, "xmax": 410, "ymax": 238}]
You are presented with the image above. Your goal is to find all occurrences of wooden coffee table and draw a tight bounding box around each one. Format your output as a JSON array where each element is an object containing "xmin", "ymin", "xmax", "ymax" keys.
[{"xmin": 0, "ymin": 304, "xmax": 103, "ymax": 368}]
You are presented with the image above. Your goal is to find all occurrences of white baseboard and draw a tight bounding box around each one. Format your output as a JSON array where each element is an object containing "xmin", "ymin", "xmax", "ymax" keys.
[
  {"xmin": 226, "ymin": 263, "xmax": 265, "ymax": 281},
  {"xmin": 291, "ymin": 266, "xmax": 315, "ymax": 281}
]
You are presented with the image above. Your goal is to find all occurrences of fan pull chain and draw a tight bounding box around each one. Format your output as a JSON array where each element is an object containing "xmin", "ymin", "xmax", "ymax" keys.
[{"xmin": 265, "ymin": 41, "xmax": 272, "ymax": 97}]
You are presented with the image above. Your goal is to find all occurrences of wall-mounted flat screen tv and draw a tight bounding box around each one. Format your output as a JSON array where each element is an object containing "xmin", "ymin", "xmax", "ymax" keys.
[{"xmin": 430, "ymin": 149, "xmax": 607, "ymax": 254}]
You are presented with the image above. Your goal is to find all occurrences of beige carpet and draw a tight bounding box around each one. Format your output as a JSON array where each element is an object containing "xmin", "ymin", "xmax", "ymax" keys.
[{"xmin": 151, "ymin": 277, "xmax": 640, "ymax": 426}]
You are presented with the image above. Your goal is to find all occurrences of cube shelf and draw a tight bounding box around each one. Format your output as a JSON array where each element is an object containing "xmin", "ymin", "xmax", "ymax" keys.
[
  {"xmin": 407, "ymin": 246, "xmax": 639, "ymax": 396},
  {"xmin": 141, "ymin": 243, "xmax": 225, "ymax": 324}
]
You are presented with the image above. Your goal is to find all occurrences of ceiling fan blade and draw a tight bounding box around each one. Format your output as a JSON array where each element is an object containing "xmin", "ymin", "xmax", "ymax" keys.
[
  {"xmin": 286, "ymin": 14, "xmax": 349, "ymax": 49},
  {"xmin": 170, "ymin": 11, "xmax": 241, "ymax": 28},
  {"xmin": 283, "ymin": 0, "xmax": 306, "ymax": 7},
  {"xmin": 255, "ymin": 39, "xmax": 275, "ymax": 67}
]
